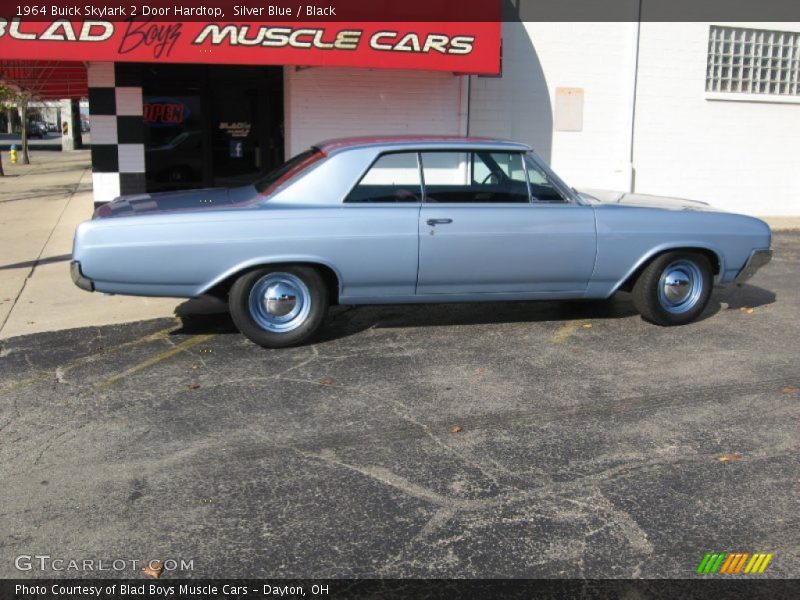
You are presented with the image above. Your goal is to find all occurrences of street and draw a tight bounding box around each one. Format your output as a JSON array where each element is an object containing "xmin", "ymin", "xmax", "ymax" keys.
[{"xmin": 0, "ymin": 233, "xmax": 798, "ymax": 578}]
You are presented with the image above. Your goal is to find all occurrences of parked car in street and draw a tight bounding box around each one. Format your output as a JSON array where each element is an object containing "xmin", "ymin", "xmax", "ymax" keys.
[
  {"xmin": 71, "ymin": 136, "xmax": 772, "ymax": 348},
  {"xmin": 26, "ymin": 121, "xmax": 47, "ymax": 139}
]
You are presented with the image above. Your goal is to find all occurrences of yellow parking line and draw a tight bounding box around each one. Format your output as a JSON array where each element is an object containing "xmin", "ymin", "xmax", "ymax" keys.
[
  {"xmin": 95, "ymin": 334, "xmax": 215, "ymax": 391},
  {"xmin": 0, "ymin": 324, "xmax": 179, "ymax": 395}
]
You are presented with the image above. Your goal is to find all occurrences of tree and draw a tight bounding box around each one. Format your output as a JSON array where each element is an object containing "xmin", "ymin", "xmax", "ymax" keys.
[
  {"xmin": 0, "ymin": 82, "xmax": 30, "ymax": 167},
  {"xmin": 18, "ymin": 94, "xmax": 30, "ymax": 165},
  {"xmin": 0, "ymin": 61, "xmax": 61, "ymax": 166}
]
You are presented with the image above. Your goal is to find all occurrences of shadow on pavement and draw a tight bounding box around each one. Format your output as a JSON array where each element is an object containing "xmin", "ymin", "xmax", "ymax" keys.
[
  {"xmin": 171, "ymin": 283, "xmax": 776, "ymax": 343},
  {"xmin": 0, "ymin": 254, "xmax": 72, "ymax": 271},
  {"xmin": 713, "ymin": 282, "xmax": 776, "ymax": 310}
]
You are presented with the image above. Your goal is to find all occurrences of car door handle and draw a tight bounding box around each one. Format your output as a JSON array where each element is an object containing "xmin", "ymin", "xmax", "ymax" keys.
[{"xmin": 426, "ymin": 218, "xmax": 453, "ymax": 226}]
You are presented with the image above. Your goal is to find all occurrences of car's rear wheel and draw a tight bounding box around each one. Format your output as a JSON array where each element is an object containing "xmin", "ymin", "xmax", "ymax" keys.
[
  {"xmin": 632, "ymin": 251, "xmax": 712, "ymax": 326},
  {"xmin": 229, "ymin": 266, "xmax": 328, "ymax": 348}
]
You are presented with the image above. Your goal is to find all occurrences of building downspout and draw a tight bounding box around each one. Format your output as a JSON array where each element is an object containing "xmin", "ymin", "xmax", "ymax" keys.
[
  {"xmin": 459, "ymin": 74, "xmax": 471, "ymax": 137},
  {"xmin": 627, "ymin": 0, "xmax": 642, "ymax": 192}
]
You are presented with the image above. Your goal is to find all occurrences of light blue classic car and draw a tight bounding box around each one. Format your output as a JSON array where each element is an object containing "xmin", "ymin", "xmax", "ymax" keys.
[{"xmin": 72, "ymin": 136, "xmax": 772, "ymax": 348}]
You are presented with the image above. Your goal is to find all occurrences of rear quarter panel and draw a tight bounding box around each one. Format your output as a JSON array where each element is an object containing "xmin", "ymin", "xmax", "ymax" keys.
[
  {"xmin": 588, "ymin": 205, "xmax": 771, "ymax": 297},
  {"xmin": 73, "ymin": 203, "xmax": 420, "ymax": 298}
]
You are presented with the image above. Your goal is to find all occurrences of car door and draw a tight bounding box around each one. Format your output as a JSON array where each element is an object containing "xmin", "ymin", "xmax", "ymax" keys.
[
  {"xmin": 417, "ymin": 150, "xmax": 597, "ymax": 295},
  {"xmin": 340, "ymin": 151, "xmax": 422, "ymax": 299}
]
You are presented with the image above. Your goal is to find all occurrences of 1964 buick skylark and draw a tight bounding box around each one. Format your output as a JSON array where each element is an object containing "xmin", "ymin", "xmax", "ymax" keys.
[{"xmin": 71, "ymin": 136, "xmax": 772, "ymax": 348}]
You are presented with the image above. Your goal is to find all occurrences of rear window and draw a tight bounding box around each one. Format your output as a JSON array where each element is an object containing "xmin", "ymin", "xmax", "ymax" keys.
[
  {"xmin": 254, "ymin": 148, "xmax": 324, "ymax": 195},
  {"xmin": 345, "ymin": 152, "xmax": 422, "ymax": 203}
]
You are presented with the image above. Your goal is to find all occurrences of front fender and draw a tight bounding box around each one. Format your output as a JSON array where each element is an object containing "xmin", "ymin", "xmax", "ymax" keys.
[
  {"xmin": 610, "ymin": 241, "xmax": 725, "ymax": 295},
  {"xmin": 585, "ymin": 240, "xmax": 726, "ymax": 299}
]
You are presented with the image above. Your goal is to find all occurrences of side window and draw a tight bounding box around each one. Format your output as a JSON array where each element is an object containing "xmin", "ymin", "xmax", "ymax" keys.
[
  {"xmin": 526, "ymin": 157, "xmax": 568, "ymax": 203},
  {"xmin": 345, "ymin": 152, "xmax": 421, "ymax": 203},
  {"xmin": 420, "ymin": 151, "xmax": 530, "ymax": 204}
]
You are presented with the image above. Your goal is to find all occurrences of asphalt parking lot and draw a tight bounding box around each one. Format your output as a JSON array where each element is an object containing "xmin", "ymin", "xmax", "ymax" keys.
[{"xmin": 0, "ymin": 233, "xmax": 798, "ymax": 579}]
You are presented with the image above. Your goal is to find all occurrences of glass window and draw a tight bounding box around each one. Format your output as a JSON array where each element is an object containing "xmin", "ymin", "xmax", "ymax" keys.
[
  {"xmin": 345, "ymin": 152, "xmax": 422, "ymax": 203},
  {"xmin": 420, "ymin": 151, "xmax": 530, "ymax": 204},
  {"xmin": 526, "ymin": 157, "xmax": 568, "ymax": 203},
  {"xmin": 706, "ymin": 26, "xmax": 800, "ymax": 96},
  {"xmin": 143, "ymin": 94, "xmax": 203, "ymax": 191}
]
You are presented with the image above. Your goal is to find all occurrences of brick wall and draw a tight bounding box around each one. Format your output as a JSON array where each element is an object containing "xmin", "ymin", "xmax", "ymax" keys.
[
  {"xmin": 632, "ymin": 22, "xmax": 800, "ymax": 216},
  {"xmin": 469, "ymin": 21, "xmax": 638, "ymax": 192},
  {"xmin": 284, "ymin": 67, "xmax": 465, "ymax": 156}
]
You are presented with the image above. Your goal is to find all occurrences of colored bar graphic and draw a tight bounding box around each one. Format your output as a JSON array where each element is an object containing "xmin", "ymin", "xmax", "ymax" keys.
[
  {"xmin": 733, "ymin": 553, "xmax": 749, "ymax": 573},
  {"xmin": 696, "ymin": 553, "xmax": 712, "ymax": 574},
  {"xmin": 711, "ymin": 553, "xmax": 727, "ymax": 573},
  {"xmin": 697, "ymin": 552, "xmax": 773, "ymax": 575},
  {"xmin": 759, "ymin": 554, "xmax": 773, "ymax": 573},
  {"xmin": 751, "ymin": 554, "xmax": 766, "ymax": 573},
  {"xmin": 719, "ymin": 553, "xmax": 735, "ymax": 574}
]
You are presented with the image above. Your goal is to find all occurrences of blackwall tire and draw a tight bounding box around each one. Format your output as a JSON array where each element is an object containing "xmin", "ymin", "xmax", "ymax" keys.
[
  {"xmin": 632, "ymin": 252, "xmax": 713, "ymax": 326},
  {"xmin": 229, "ymin": 266, "xmax": 328, "ymax": 348}
]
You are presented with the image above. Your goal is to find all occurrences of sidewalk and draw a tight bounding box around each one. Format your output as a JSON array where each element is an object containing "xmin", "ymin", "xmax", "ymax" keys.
[{"xmin": 0, "ymin": 150, "xmax": 176, "ymax": 340}]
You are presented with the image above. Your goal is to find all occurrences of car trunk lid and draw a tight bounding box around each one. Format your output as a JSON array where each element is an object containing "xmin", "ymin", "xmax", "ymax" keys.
[{"xmin": 92, "ymin": 186, "xmax": 256, "ymax": 219}]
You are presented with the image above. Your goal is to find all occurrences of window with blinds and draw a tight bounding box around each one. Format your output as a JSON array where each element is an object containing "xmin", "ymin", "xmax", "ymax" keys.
[{"xmin": 706, "ymin": 26, "xmax": 800, "ymax": 96}]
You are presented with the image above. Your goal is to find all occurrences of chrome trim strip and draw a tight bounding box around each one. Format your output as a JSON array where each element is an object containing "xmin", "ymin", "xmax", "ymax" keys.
[
  {"xmin": 735, "ymin": 249, "xmax": 772, "ymax": 283},
  {"xmin": 70, "ymin": 261, "xmax": 94, "ymax": 292}
]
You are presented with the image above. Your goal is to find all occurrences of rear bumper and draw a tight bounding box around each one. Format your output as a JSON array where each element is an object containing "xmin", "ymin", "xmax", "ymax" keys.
[
  {"xmin": 735, "ymin": 249, "xmax": 772, "ymax": 283},
  {"xmin": 70, "ymin": 260, "xmax": 94, "ymax": 292}
]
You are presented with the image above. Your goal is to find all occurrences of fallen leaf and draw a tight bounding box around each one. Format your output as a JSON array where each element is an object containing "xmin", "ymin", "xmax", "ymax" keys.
[
  {"xmin": 718, "ymin": 453, "xmax": 742, "ymax": 463},
  {"xmin": 319, "ymin": 376, "xmax": 334, "ymax": 385},
  {"xmin": 449, "ymin": 424, "xmax": 462, "ymax": 433},
  {"xmin": 474, "ymin": 368, "xmax": 485, "ymax": 375},
  {"xmin": 143, "ymin": 561, "xmax": 164, "ymax": 579},
  {"xmin": 187, "ymin": 383, "xmax": 200, "ymax": 390},
  {"xmin": 582, "ymin": 323, "xmax": 593, "ymax": 329},
  {"xmin": 740, "ymin": 307, "xmax": 755, "ymax": 314},
  {"xmin": 781, "ymin": 386, "xmax": 798, "ymax": 395}
]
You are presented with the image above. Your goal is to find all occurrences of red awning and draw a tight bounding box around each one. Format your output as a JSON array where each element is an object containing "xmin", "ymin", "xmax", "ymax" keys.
[
  {"xmin": 0, "ymin": 60, "xmax": 88, "ymax": 99},
  {"xmin": 0, "ymin": 20, "xmax": 501, "ymax": 75}
]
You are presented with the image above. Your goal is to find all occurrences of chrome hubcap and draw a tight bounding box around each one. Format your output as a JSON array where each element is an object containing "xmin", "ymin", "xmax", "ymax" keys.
[
  {"xmin": 248, "ymin": 273, "xmax": 311, "ymax": 333},
  {"xmin": 657, "ymin": 260, "xmax": 703, "ymax": 314},
  {"xmin": 265, "ymin": 282, "xmax": 297, "ymax": 317}
]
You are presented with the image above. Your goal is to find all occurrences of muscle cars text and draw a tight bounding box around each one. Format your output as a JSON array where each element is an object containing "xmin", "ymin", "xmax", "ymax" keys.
[{"xmin": 193, "ymin": 25, "xmax": 475, "ymax": 54}]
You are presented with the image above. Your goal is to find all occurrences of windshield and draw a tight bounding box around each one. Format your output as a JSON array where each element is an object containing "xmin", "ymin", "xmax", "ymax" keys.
[
  {"xmin": 254, "ymin": 148, "xmax": 325, "ymax": 195},
  {"xmin": 525, "ymin": 151, "xmax": 579, "ymax": 203}
]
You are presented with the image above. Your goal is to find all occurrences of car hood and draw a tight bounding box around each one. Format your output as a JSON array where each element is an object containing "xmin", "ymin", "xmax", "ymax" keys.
[
  {"xmin": 92, "ymin": 186, "xmax": 258, "ymax": 219},
  {"xmin": 577, "ymin": 189, "xmax": 718, "ymax": 212}
]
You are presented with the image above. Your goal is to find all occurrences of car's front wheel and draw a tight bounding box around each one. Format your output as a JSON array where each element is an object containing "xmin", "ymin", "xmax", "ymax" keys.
[
  {"xmin": 229, "ymin": 266, "xmax": 329, "ymax": 348},
  {"xmin": 632, "ymin": 251, "xmax": 713, "ymax": 326}
]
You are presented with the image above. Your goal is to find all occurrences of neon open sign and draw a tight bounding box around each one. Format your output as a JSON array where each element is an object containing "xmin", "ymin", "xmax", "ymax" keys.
[{"xmin": 143, "ymin": 97, "xmax": 191, "ymax": 127}]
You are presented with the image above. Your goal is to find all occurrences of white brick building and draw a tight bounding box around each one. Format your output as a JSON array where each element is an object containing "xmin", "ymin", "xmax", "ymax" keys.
[
  {"xmin": 284, "ymin": 21, "xmax": 800, "ymax": 217},
  {"xmin": 84, "ymin": 20, "xmax": 799, "ymax": 216}
]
